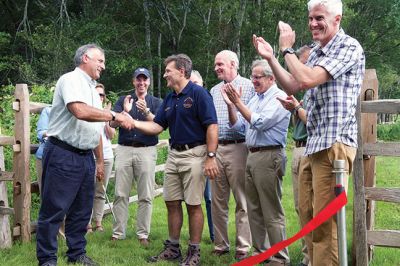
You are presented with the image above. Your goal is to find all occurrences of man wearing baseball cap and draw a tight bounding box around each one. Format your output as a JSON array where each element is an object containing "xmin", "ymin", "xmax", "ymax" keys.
[{"xmin": 110, "ymin": 67, "xmax": 162, "ymax": 246}]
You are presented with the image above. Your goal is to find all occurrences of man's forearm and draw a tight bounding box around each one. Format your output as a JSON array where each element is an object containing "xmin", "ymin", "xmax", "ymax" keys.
[
  {"xmin": 206, "ymin": 124, "xmax": 218, "ymax": 152},
  {"xmin": 134, "ymin": 120, "xmax": 164, "ymax": 135},
  {"xmin": 267, "ymin": 56, "xmax": 300, "ymax": 95}
]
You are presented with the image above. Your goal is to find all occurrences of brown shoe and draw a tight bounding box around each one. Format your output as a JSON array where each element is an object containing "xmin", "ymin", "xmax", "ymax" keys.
[
  {"xmin": 235, "ymin": 251, "xmax": 248, "ymax": 261},
  {"xmin": 180, "ymin": 244, "xmax": 200, "ymax": 266},
  {"xmin": 147, "ymin": 240, "xmax": 182, "ymax": 263},
  {"xmin": 211, "ymin": 249, "xmax": 229, "ymax": 256},
  {"xmin": 139, "ymin": 238, "xmax": 150, "ymax": 247},
  {"xmin": 110, "ymin": 236, "xmax": 119, "ymax": 241}
]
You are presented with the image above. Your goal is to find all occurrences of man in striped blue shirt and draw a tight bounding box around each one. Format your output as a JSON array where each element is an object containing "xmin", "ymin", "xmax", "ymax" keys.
[{"xmin": 253, "ymin": 0, "xmax": 365, "ymax": 265}]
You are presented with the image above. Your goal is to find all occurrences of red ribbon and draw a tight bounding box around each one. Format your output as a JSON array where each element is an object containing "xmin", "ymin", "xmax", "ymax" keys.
[{"xmin": 233, "ymin": 191, "xmax": 347, "ymax": 266}]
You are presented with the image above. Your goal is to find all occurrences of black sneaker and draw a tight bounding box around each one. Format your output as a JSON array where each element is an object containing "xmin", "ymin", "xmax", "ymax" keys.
[
  {"xmin": 180, "ymin": 244, "xmax": 200, "ymax": 266},
  {"xmin": 147, "ymin": 240, "xmax": 182, "ymax": 263},
  {"xmin": 67, "ymin": 254, "xmax": 99, "ymax": 266}
]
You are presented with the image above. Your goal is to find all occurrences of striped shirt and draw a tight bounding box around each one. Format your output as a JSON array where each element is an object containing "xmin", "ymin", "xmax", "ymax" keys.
[
  {"xmin": 210, "ymin": 75, "xmax": 255, "ymax": 140},
  {"xmin": 305, "ymin": 29, "xmax": 365, "ymax": 155}
]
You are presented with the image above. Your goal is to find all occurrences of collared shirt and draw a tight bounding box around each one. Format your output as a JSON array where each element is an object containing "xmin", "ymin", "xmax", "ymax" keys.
[
  {"xmin": 230, "ymin": 84, "xmax": 291, "ymax": 147},
  {"xmin": 292, "ymin": 91, "xmax": 310, "ymax": 142},
  {"xmin": 100, "ymin": 121, "xmax": 114, "ymax": 160},
  {"xmin": 154, "ymin": 81, "xmax": 218, "ymax": 146},
  {"xmin": 113, "ymin": 94, "xmax": 162, "ymax": 146},
  {"xmin": 35, "ymin": 106, "xmax": 51, "ymax": 159},
  {"xmin": 210, "ymin": 75, "xmax": 255, "ymax": 140},
  {"xmin": 305, "ymin": 29, "xmax": 365, "ymax": 155},
  {"xmin": 47, "ymin": 67, "xmax": 103, "ymax": 150}
]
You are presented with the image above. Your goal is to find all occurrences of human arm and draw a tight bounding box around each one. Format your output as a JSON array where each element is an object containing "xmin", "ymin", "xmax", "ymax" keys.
[
  {"xmin": 223, "ymin": 83, "xmax": 253, "ymax": 123},
  {"xmin": 123, "ymin": 112, "xmax": 164, "ymax": 135},
  {"xmin": 93, "ymin": 136, "xmax": 104, "ymax": 182},
  {"xmin": 204, "ymin": 124, "xmax": 219, "ymax": 180},
  {"xmin": 104, "ymin": 102, "xmax": 116, "ymax": 139},
  {"xmin": 67, "ymin": 102, "xmax": 133, "ymax": 130},
  {"xmin": 37, "ymin": 107, "xmax": 51, "ymax": 141},
  {"xmin": 277, "ymin": 95, "xmax": 307, "ymax": 124}
]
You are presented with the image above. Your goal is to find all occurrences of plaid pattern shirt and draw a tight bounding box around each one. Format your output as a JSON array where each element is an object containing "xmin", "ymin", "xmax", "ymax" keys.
[
  {"xmin": 210, "ymin": 75, "xmax": 255, "ymax": 140},
  {"xmin": 305, "ymin": 29, "xmax": 365, "ymax": 155}
]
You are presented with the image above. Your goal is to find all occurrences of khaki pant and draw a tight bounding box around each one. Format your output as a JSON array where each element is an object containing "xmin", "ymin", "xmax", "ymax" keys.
[
  {"xmin": 211, "ymin": 143, "xmax": 251, "ymax": 252},
  {"xmin": 306, "ymin": 142, "xmax": 356, "ymax": 266},
  {"xmin": 91, "ymin": 158, "xmax": 114, "ymax": 223},
  {"xmin": 163, "ymin": 145, "xmax": 207, "ymax": 205},
  {"xmin": 246, "ymin": 148, "xmax": 289, "ymax": 263},
  {"xmin": 112, "ymin": 145, "xmax": 157, "ymax": 240},
  {"xmin": 292, "ymin": 147, "xmax": 310, "ymax": 265}
]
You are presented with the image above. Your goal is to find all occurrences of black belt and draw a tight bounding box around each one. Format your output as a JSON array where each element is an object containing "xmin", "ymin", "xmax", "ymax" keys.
[
  {"xmin": 49, "ymin": 137, "xmax": 91, "ymax": 155},
  {"xmin": 249, "ymin": 145, "xmax": 282, "ymax": 153},
  {"xmin": 218, "ymin": 139, "xmax": 245, "ymax": 145},
  {"xmin": 170, "ymin": 142, "xmax": 205, "ymax": 152},
  {"xmin": 295, "ymin": 140, "xmax": 307, "ymax": 148},
  {"xmin": 121, "ymin": 142, "xmax": 151, "ymax": 148}
]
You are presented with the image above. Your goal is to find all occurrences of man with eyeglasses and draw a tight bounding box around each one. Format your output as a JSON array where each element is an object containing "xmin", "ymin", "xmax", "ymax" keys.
[
  {"xmin": 210, "ymin": 50, "xmax": 253, "ymax": 261},
  {"xmin": 109, "ymin": 67, "xmax": 162, "ymax": 246},
  {"xmin": 222, "ymin": 60, "xmax": 291, "ymax": 265},
  {"xmin": 36, "ymin": 43, "xmax": 133, "ymax": 266}
]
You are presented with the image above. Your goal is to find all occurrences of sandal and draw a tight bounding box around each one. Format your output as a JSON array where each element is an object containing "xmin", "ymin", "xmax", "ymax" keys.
[
  {"xmin": 94, "ymin": 225, "xmax": 104, "ymax": 232},
  {"xmin": 87, "ymin": 225, "xmax": 93, "ymax": 233}
]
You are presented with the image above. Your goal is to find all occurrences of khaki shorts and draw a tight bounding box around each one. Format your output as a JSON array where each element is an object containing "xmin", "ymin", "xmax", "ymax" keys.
[{"xmin": 163, "ymin": 145, "xmax": 207, "ymax": 205}]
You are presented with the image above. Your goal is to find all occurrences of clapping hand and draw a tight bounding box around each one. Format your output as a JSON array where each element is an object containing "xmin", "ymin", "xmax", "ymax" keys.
[
  {"xmin": 124, "ymin": 95, "xmax": 134, "ymax": 112},
  {"xmin": 252, "ymin": 34, "xmax": 274, "ymax": 60}
]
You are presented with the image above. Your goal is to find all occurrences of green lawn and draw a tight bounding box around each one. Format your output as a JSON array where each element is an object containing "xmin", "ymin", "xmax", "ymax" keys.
[{"xmin": 0, "ymin": 148, "xmax": 399, "ymax": 265}]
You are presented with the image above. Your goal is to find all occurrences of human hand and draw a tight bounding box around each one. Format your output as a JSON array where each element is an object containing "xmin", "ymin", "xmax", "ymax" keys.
[
  {"xmin": 136, "ymin": 99, "xmax": 147, "ymax": 113},
  {"xmin": 204, "ymin": 157, "xmax": 219, "ymax": 180},
  {"xmin": 115, "ymin": 112, "xmax": 135, "ymax": 130},
  {"xmin": 224, "ymin": 83, "xmax": 242, "ymax": 105},
  {"xmin": 124, "ymin": 95, "xmax": 134, "ymax": 112},
  {"xmin": 278, "ymin": 21, "xmax": 296, "ymax": 51},
  {"xmin": 96, "ymin": 160, "xmax": 104, "ymax": 182},
  {"xmin": 253, "ymin": 34, "xmax": 274, "ymax": 60},
  {"xmin": 276, "ymin": 95, "xmax": 300, "ymax": 111}
]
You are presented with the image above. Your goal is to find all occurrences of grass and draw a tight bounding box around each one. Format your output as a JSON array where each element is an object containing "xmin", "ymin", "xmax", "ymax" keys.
[{"xmin": 1, "ymin": 144, "xmax": 399, "ymax": 265}]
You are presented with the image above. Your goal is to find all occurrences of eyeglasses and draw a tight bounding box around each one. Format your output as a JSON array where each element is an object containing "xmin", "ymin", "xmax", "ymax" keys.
[
  {"xmin": 99, "ymin": 93, "xmax": 105, "ymax": 97},
  {"xmin": 250, "ymin": 75, "xmax": 266, "ymax": 81}
]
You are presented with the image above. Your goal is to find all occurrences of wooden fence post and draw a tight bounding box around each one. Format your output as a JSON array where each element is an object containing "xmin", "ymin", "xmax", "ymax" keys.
[
  {"xmin": 12, "ymin": 84, "xmax": 31, "ymax": 242},
  {"xmin": 360, "ymin": 69, "xmax": 378, "ymax": 261},
  {"xmin": 0, "ymin": 146, "xmax": 12, "ymax": 248}
]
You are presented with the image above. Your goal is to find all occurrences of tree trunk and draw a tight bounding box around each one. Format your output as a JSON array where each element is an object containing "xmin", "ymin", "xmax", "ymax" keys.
[{"xmin": 143, "ymin": 0, "xmax": 153, "ymax": 94}]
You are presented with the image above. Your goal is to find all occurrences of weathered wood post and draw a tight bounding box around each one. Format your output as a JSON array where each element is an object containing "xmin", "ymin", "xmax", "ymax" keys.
[
  {"xmin": 0, "ymin": 146, "xmax": 13, "ymax": 248},
  {"xmin": 360, "ymin": 70, "xmax": 378, "ymax": 261},
  {"xmin": 12, "ymin": 84, "xmax": 31, "ymax": 242}
]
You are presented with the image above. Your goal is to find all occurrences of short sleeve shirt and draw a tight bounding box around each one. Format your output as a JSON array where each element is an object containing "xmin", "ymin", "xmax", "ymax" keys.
[
  {"xmin": 154, "ymin": 81, "xmax": 218, "ymax": 145},
  {"xmin": 47, "ymin": 67, "xmax": 103, "ymax": 150},
  {"xmin": 305, "ymin": 29, "xmax": 365, "ymax": 155}
]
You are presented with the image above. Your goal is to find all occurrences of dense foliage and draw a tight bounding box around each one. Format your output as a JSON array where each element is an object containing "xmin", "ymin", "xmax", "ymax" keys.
[{"xmin": 0, "ymin": 0, "xmax": 399, "ymax": 99}]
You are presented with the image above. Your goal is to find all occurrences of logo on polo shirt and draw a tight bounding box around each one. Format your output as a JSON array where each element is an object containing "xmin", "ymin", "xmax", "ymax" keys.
[{"xmin": 183, "ymin": 97, "xmax": 193, "ymax": 108}]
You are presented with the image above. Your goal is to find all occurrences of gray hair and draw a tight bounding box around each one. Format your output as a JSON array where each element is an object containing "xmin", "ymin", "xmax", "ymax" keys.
[
  {"xmin": 74, "ymin": 44, "xmax": 104, "ymax": 67},
  {"xmin": 296, "ymin": 45, "xmax": 312, "ymax": 57},
  {"xmin": 164, "ymin": 54, "xmax": 193, "ymax": 79},
  {"xmin": 191, "ymin": 70, "xmax": 203, "ymax": 84},
  {"xmin": 251, "ymin": 59, "xmax": 273, "ymax": 77},
  {"xmin": 217, "ymin": 50, "xmax": 239, "ymax": 70},
  {"xmin": 307, "ymin": 0, "xmax": 343, "ymax": 16}
]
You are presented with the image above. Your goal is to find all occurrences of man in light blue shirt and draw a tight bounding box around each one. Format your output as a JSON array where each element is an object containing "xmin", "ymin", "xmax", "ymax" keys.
[{"xmin": 222, "ymin": 59, "xmax": 291, "ymax": 265}]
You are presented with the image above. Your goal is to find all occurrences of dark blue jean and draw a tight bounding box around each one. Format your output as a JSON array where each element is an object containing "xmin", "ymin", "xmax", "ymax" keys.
[
  {"xmin": 36, "ymin": 141, "xmax": 95, "ymax": 265},
  {"xmin": 204, "ymin": 177, "xmax": 214, "ymax": 242}
]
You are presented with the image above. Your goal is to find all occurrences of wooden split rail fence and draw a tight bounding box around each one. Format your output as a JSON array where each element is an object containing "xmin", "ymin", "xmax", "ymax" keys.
[
  {"xmin": 0, "ymin": 84, "xmax": 167, "ymax": 248},
  {"xmin": 353, "ymin": 69, "xmax": 400, "ymax": 265}
]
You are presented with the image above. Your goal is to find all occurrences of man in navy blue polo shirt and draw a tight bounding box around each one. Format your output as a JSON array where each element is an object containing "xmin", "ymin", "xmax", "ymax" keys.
[
  {"xmin": 110, "ymin": 67, "xmax": 162, "ymax": 246},
  {"xmin": 122, "ymin": 54, "xmax": 219, "ymax": 266}
]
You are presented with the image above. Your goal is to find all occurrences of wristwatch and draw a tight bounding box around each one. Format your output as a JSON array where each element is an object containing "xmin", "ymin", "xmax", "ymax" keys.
[
  {"xmin": 207, "ymin": 152, "xmax": 216, "ymax": 158},
  {"xmin": 282, "ymin": 48, "xmax": 295, "ymax": 57},
  {"xmin": 109, "ymin": 110, "xmax": 116, "ymax": 121}
]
